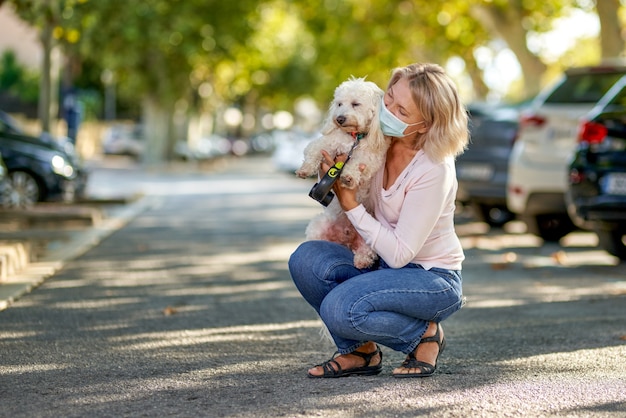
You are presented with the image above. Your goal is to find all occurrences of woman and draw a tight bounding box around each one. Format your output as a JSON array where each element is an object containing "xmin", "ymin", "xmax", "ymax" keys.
[{"xmin": 289, "ymin": 63, "xmax": 468, "ymax": 378}]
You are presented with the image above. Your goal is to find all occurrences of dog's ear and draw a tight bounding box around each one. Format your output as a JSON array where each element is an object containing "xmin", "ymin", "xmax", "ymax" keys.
[
  {"xmin": 320, "ymin": 99, "xmax": 337, "ymax": 135},
  {"xmin": 367, "ymin": 89, "xmax": 386, "ymax": 148}
]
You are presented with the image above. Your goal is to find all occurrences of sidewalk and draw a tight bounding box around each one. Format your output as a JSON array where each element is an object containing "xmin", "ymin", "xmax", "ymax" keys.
[
  {"xmin": 0, "ymin": 195, "xmax": 156, "ymax": 310},
  {"xmin": 0, "ymin": 155, "xmax": 226, "ymax": 310},
  {"xmin": 0, "ymin": 156, "xmax": 236, "ymax": 311}
]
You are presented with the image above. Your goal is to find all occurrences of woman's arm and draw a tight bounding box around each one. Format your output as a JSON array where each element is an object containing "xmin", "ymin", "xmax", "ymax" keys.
[{"xmin": 346, "ymin": 161, "xmax": 454, "ymax": 268}]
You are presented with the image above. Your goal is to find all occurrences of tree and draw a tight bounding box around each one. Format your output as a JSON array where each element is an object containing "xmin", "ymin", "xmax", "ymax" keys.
[
  {"xmin": 4, "ymin": 0, "xmax": 625, "ymax": 161},
  {"xmin": 469, "ymin": 0, "xmax": 565, "ymax": 98},
  {"xmin": 56, "ymin": 0, "xmax": 264, "ymax": 162},
  {"xmin": 595, "ymin": 0, "xmax": 624, "ymax": 59},
  {"xmin": 6, "ymin": 0, "xmax": 71, "ymax": 132}
]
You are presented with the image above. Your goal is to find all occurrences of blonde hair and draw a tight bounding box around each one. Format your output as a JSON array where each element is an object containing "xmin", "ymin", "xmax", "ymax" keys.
[{"xmin": 387, "ymin": 63, "xmax": 468, "ymax": 162}]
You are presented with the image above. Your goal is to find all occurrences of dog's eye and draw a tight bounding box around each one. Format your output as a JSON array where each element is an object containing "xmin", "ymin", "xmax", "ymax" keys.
[{"xmin": 352, "ymin": 102, "xmax": 361, "ymax": 108}]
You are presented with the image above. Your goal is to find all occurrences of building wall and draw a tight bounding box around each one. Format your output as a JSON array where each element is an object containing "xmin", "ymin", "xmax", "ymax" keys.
[{"xmin": 0, "ymin": 3, "xmax": 41, "ymax": 69}]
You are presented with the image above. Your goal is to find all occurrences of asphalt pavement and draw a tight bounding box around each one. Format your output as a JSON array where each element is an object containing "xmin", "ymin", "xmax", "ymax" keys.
[{"xmin": 0, "ymin": 155, "xmax": 624, "ymax": 417}]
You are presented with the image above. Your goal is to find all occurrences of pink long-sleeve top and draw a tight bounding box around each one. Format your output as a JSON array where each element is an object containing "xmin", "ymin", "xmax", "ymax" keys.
[{"xmin": 346, "ymin": 150, "xmax": 464, "ymax": 270}]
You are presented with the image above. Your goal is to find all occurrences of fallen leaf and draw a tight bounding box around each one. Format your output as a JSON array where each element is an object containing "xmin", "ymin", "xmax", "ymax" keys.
[
  {"xmin": 503, "ymin": 252, "xmax": 518, "ymax": 263},
  {"xmin": 490, "ymin": 263, "xmax": 510, "ymax": 270},
  {"xmin": 163, "ymin": 306, "xmax": 177, "ymax": 316},
  {"xmin": 551, "ymin": 251, "xmax": 567, "ymax": 265}
]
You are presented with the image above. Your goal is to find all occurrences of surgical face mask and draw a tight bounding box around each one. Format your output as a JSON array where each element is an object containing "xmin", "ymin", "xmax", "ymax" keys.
[{"xmin": 379, "ymin": 98, "xmax": 425, "ymax": 137}]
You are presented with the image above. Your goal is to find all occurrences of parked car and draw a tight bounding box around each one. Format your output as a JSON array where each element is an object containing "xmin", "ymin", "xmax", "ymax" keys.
[
  {"xmin": 272, "ymin": 129, "xmax": 319, "ymax": 173},
  {"xmin": 456, "ymin": 103, "xmax": 521, "ymax": 227},
  {"xmin": 0, "ymin": 111, "xmax": 88, "ymax": 207},
  {"xmin": 566, "ymin": 77, "xmax": 626, "ymax": 260},
  {"xmin": 507, "ymin": 64, "xmax": 626, "ymax": 241},
  {"xmin": 101, "ymin": 123, "xmax": 144, "ymax": 158},
  {"xmin": 0, "ymin": 151, "xmax": 9, "ymax": 203},
  {"xmin": 174, "ymin": 134, "xmax": 232, "ymax": 160}
]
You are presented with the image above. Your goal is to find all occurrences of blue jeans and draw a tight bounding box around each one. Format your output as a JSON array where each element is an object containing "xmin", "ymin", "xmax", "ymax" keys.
[{"xmin": 289, "ymin": 240, "xmax": 463, "ymax": 355}]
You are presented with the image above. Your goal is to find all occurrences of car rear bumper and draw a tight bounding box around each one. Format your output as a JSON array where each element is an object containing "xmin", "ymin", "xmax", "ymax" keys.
[
  {"xmin": 457, "ymin": 182, "xmax": 507, "ymax": 206},
  {"xmin": 572, "ymin": 196, "xmax": 626, "ymax": 223},
  {"xmin": 509, "ymin": 191, "xmax": 567, "ymax": 216}
]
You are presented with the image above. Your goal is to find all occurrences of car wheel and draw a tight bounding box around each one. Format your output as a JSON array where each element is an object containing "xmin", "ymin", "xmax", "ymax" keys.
[
  {"xmin": 3, "ymin": 170, "xmax": 41, "ymax": 208},
  {"xmin": 523, "ymin": 213, "xmax": 576, "ymax": 242},
  {"xmin": 475, "ymin": 204, "xmax": 516, "ymax": 228},
  {"xmin": 595, "ymin": 226, "xmax": 626, "ymax": 260}
]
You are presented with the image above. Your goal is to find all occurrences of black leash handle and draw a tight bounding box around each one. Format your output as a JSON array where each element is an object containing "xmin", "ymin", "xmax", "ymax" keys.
[
  {"xmin": 308, "ymin": 141, "xmax": 359, "ymax": 206},
  {"xmin": 308, "ymin": 160, "xmax": 345, "ymax": 206}
]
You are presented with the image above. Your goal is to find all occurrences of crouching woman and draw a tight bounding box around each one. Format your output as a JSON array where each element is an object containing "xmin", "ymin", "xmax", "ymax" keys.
[{"xmin": 289, "ymin": 63, "xmax": 469, "ymax": 378}]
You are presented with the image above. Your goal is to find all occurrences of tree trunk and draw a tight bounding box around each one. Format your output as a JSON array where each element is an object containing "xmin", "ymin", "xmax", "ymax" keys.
[
  {"xmin": 465, "ymin": 60, "xmax": 490, "ymax": 101},
  {"xmin": 38, "ymin": 18, "xmax": 53, "ymax": 132},
  {"xmin": 471, "ymin": 4, "xmax": 547, "ymax": 98},
  {"xmin": 141, "ymin": 97, "xmax": 177, "ymax": 164},
  {"xmin": 596, "ymin": 0, "xmax": 624, "ymax": 59}
]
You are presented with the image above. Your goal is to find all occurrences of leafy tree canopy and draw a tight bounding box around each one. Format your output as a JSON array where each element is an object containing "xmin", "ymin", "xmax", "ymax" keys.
[{"xmin": 5, "ymin": 0, "xmax": 617, "ymax": 122}]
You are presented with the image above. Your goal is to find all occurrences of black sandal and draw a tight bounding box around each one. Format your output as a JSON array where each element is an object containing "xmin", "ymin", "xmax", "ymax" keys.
[
  {"xmin": 393, "ymin": 324, "xmax": 446, "ymax": 378},
  {"xmin": 308, "ymin": 345, "xmax": 383, "ymax": 378}
]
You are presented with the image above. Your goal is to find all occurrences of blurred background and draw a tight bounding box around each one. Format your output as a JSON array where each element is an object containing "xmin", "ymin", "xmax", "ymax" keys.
[
  {"xmin": 3, "ymin": 0, "xmax": 626, "ymax": 259},
  {"xmin": 0, "ymin": 0, "xmax": 622, "ymax": 164}
]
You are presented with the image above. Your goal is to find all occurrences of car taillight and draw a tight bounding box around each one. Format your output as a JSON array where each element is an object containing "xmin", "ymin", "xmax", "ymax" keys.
[
  {"xmin": 569, "ymin": 169, "xmax": 585, "ymax": 184},
  {"xmin": 520, "ymin": 114, "xmax": 546, "ymax": 128},
  {"xmin": 577, "ymin": 121, "xmax": 607, "ymax": 144}
]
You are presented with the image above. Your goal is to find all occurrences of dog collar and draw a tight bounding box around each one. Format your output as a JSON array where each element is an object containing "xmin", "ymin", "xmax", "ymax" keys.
[{"xmin": 350, "ymin": 132, "xmax": 367, "ymax": 141}]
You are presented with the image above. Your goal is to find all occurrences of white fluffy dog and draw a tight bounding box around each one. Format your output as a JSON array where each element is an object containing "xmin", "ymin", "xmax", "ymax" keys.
[{"xmin": 296, "ymin": 77, "xmax": 389, "ymax": 268}]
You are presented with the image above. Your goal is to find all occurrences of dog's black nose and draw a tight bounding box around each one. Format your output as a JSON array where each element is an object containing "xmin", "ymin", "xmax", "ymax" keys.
[{"xmin": 336, "ymin": 115, "xmax": 346, "ymax": 125}]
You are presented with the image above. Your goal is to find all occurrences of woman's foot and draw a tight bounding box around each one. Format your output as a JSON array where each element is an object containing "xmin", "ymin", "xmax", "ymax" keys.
[
  {"xmin": 308, "ymin": 341, "xmax": 383, "ymax": 378},
  {"xmin": 392, "ymin": 322, "xmax": 445, "ymax": 378}
]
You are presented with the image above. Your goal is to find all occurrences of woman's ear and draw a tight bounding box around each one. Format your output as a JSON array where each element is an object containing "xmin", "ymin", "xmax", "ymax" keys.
[{"xmin": 417, "ymin": 122, "xmax": 430, "ymax": 134}]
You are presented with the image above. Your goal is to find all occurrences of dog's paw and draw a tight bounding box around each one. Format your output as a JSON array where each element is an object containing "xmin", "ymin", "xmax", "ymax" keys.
[
  {"xmin": 340, "ymin": 174, "xmax": 359, "ymax": 189},
  {"xmin": 353, "ymin": 246, "xmax": 378, "ymax": 269},
  {"xmin": 295, "ymin": 167, "xmax": 314, "ymax": 178},
  {"xmin": 353, "ymin": 255, "xmax": 375, "ymax": 269}
]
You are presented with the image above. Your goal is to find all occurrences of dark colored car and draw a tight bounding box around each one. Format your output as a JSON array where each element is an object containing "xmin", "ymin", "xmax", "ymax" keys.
[
  {"xmin": 566, "ymin": 77, "xmax": 626, "ymax": 260},
  {"xmin": 456, "ymin": 103, "xmax": 520, "ymax": 226},
  {"xmin": 0, "ymin": 151, "xmax": 8, "ymax": 199},
  {"xmin": 0, "ymin": 111, "xmax": 88, "ymax": 207}
]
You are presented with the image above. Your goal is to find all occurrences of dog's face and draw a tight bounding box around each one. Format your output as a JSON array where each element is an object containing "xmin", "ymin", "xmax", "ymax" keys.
[{"xmin": 329, "ymin": 78, "xmax": 384, "ymax": 134}]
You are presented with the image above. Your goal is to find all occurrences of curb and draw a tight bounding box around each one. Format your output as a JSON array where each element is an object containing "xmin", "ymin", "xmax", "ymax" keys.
[{"xmin": 0, "ymin": 195, "xmax": 161, "ymax": 311}]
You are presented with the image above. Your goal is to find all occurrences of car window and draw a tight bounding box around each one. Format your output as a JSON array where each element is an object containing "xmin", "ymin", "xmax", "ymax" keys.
[
  {"xmin": 0, "ymin": 119, "xmax": 10, "ymax": 133},
  {"xmin": 0, "ymin": 114, "xmax": 23, "ymax": 134},
  {"xmin": 545, "ymin": 73, "xmax": 625, "ymax": 104},
  {"xmin": 608, "ymin": 85, "xmax": 626, "ymax": 107}
]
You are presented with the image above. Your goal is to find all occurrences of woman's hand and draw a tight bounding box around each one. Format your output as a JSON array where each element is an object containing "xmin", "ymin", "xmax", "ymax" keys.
[
  {"xmin": 320, "ymin": 150, "xmax": 359, "ymax": 212},
  {"xmin": 319, "ymin": 149, "xmax": 336, "ymax": 177}
]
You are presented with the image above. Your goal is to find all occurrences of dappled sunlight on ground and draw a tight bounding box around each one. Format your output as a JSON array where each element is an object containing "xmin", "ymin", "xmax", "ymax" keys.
[
  {"xmin": 455, "ymin": 217, "xmax": 626, "ymax": 309},
  {"xmin": 1, "ymin": 157, "xmax": 624, "ymax": 417},
  {"xmin": 109, "ymin": 320, "xmax": 322, "ymax": 351}
]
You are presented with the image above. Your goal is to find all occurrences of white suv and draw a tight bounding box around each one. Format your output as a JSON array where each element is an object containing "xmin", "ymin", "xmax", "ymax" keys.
[{"xmin": 507, "ymin": 65, "xmax": 626, "ymax": 241}]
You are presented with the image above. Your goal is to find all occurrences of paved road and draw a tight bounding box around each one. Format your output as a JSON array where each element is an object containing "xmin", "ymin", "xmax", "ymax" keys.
[{"xmin": 0, "ymin": 156, "xmax": 624, "ymax": 417}]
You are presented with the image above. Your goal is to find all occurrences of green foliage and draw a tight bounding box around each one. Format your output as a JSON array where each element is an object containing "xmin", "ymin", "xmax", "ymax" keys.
[
  {"xmin": 0, "ymin": 50, "xmax": 39, "ymax": 103},
  {"xmin": 5, "ymin": 0, "xmax": 619, "ymax": 120}
]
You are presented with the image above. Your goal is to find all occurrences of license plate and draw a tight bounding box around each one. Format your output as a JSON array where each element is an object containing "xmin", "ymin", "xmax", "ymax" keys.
[
  {"xmin": 457, "ymin": 163, "xmax": 493, "ymax": 181},
  {"xmin": 603, "ymin": 173, "xmax": 626, "ymax": 195}
]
